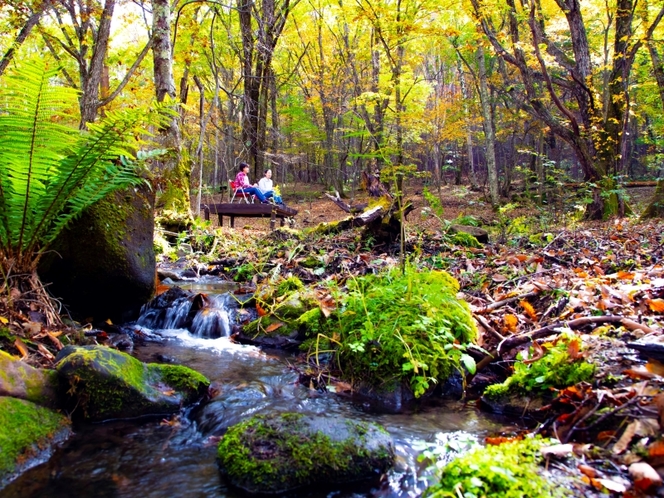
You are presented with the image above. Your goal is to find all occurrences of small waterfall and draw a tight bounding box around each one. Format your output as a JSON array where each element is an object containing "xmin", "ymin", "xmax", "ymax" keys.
[
  {"xmin": 137, "ymin": 286, "xmax": 238, "ymax": 339},
  {"xmin": 190, "ymin": 307, "xmax": 230, "ymax": 338}
]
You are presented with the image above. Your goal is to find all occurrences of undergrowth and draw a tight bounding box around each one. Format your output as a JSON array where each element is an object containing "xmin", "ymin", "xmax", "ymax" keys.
[
  {"xmin": 484, "ymin": 333, "xmax": 595, "ymax": 399},
  {"xmin": 423, "ymin": 437, "xmax": 570, "ymax": 498},
  {"xmin": 311, "ymin": 264, "xmax": 478, "ymax": 397}
]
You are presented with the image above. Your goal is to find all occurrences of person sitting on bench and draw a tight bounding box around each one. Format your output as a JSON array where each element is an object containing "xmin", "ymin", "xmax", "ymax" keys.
[
  {"xmin": 257, "ymin": 169, "xmax": 283, "ymax": 205},
  {"xmin": 234, "ymin": 162, "xmax": 268, "ymax": 203}
]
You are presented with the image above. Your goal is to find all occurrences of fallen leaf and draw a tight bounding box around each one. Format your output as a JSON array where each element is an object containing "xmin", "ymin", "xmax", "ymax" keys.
[
  {"xmin": 503, "ymin": 314, "xmax": 518, "ymax": 333},
  {"xmin": 655, "ymin": 393, "xmax": 664, "ymax": 429},
  {"xmin": 256, "ymin": 302, "xmax": 268, "ymax": 316},
  {"xmin": 541, "ymin": 443, "xmax": 574, "ymax": 457},
  {"xmin": 578, "ymin": 464, "xmax": 598, "ymax": 478},
  {"xmin": 0, "ymin": 316, "xmax": 8, "ymax": 325},
  {"xmin": 646, "ymin": 359, "xmax": 664, "ymax": 377},
  {"xmin": 485, "ymin": 436, "xmax": 522, "ymax": 445},
  {"xmin": 595, "ymin": 478, "xmax": 627, "ymax": 493},
  {"xmin": 647, "ymin": 298, "xmax": 664, "ymax": 313},
  {"xmin": 613, "ymin": 421, "xmax": 638, "ymax": 454},
  {"xmin": 14, "ymin": 338, "xmax": 29, "ymax": 359},
  {"xmin": 161, "ymin": 390, "xmax": 176, "ymax": 396},
  {"xmin": 22, "ymin": 321, "xmax": 42, "ymax": 335},
  {"xmin": 520, "ymin": 300, "xmax": 537, "ymax": 321},
  {"xmin": 492, "ymin": 274, "xmax": 508, "ymax": 282},
  {"xmin": 618, "ymin": 271, "xmax": 635, "ymax": 280},
  {"xmin": 265, "ymin": 322, "xmax": 285, "ymax": 333},
  {"xmin": 648, "ymin": 440, "xmax": 664, "ymax": 458},
  {"xmin": 623, "ymin": 366, "xmax": 658, "ymax": 380},
  {"xmin": 629, "ymin": 462, "xmax": 662, "ymax": 491}
]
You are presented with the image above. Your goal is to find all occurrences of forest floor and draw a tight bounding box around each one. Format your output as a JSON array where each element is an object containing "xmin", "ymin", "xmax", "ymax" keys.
[
  {"xmin": 193, "ymin": 181, "xmax": 664, "ymax": 496},
  {"xmin": 3, "ymin": 181, "xmax": 664, "ymax": 495}
]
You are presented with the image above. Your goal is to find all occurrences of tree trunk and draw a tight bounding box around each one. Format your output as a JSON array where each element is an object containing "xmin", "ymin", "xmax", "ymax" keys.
[
  {"xmin": 476, "ymin": 45, "xmax": 499, "ymax": 206},
  {"xmin": 152, "ymin": 0, "xmax": 189, "ymax": 215},
  {"xmin": 641, "ymin": 180, "xmax": 664, "ymax": 219},
  {"xmin": 0, "ymin": 0, "xmax": 52, "ymax": 77}
]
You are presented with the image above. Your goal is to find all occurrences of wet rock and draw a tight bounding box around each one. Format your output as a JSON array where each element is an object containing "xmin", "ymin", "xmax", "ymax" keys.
[
  {"xmin": 38, "ymin": 184, "xmax": 156, "ymax": 323},
  {"xmin": 449, "ymin": 224, "xmax": 489, "ymax": 244},
  {"xmin": 480, "ymin": 392, "xmax": 549, "ymax": 416},
  {"xmin": 217, "ymin": 412, "xmax": 394, "ymax": 495},
  {"xmin": 0, "ymin": 397, "xmax": 71, "ymax": 490},
  {"xmin": 627, "ymin": 335, "xmax": 664, "ymax": 362},
  {"xmin": 0, "ymin": 350, "xmax": 59, "ymax": 409},
  {"xmin": 55, "ymin": 345, "xmax": 209, "ymax": 421}
]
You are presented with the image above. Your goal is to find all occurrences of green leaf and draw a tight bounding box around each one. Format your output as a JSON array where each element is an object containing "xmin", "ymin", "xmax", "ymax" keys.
[{"xmin": 460, "ymin": 353, "xmax": 476, "ymax": 375}]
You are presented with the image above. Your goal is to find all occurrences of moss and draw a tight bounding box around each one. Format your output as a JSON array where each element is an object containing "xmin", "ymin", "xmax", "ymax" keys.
[
  {"xmin": 57, "ymin": 346, "xmax": 209, "ymax": 420},
  {"xmin": 275, "ymin": 276, "xmax": 305, "ymax": 298},
  {"xmin": 484, "ymin": 334, "xmax": 595, "ymax": 399},
  {"xmin": 424, "ymin": 438, "xmax": 569, "ymax": 498},
  {"xmin": 0, "ymin": 397, "xmax": 69, "ymax": 477},
  {"xmin": 149, "ymin": 363, "xmax": 209, "ymax": 398},
  {"xmin": 451, "ymin": 231, "xmax": 481, "ymax": 248},
  {"xmin": 218, "ymin": 413, "xmax": 392, "ymax": 494}
]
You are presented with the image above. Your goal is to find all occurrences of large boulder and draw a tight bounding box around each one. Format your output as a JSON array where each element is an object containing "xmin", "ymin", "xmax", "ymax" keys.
[
  {"xmin": 55, "ymin": 345, "xmax": 209, "ymax": 422},
  {"xmin": 38, "ymin": 184, "xmax": 156, "ymax": 322},
  {"xmin": 0, "ymin": 397, "xmax": 71, "ymax": 490},
  {"xmin": 217, "ymin": 412, "xmax": 394, "ymax": 494},
  {"xmin": 0, "ymin": 350, "xmax": 59, "ymax": 408}
]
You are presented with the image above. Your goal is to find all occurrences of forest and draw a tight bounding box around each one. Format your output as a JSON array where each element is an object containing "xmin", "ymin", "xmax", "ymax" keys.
[{"xmin": 1, "ymin": 0, "xmax": 664, "ymax": 497}]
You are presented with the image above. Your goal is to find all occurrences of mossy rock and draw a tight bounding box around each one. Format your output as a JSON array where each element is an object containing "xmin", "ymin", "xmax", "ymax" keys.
[
  {"xmin": 449, "ymin": 224, "xmax": 489, "ymax": 244},
  {"xmin": 217, "ymin": 412, "xmax": 394, "ymax": 495},
  {"xmin": 0, "ymin": 397, "xmax": 71, "ymax": 489},
  {"xmin": 38, "ymin": 183, "xmax": 156, "ymax": 322},
  {"xmin": 0, "ymin": 350, "xmax": 59, "ymax": 409},
  {"xmin": 55, "ymin": 345, "xmax": 209, "ymax": 421},
  {"xmin": 479, "ymin": 392, "xmax": 550, "ymax": 417}
]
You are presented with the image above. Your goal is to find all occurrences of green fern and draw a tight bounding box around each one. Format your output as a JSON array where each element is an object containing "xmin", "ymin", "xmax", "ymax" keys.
[{"xmin": 0, "ymin": 59, "xmax": 156, "ymax": 270}]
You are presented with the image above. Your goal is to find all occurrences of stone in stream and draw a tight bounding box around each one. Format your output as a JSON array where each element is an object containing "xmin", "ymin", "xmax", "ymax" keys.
[
  {"xmin": 0, "ymin": 350, "xmax": 60, "ymax": 409},
  {"xmin": 55, "ymin": 345, "xmax": 210, "ymax": 421},
  {"xmin": 0, "ymin": 397, "xmax": 72, "ymax": 490},
  {"xmin": 217, "ymin": 412, "xmax": 394, "ymax": 494}
]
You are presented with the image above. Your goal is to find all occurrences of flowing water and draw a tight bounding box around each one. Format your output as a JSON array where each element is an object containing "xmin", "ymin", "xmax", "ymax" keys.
[{"xmin": 2, "ymin": 280, "xmax": 510, "ymax": 498}]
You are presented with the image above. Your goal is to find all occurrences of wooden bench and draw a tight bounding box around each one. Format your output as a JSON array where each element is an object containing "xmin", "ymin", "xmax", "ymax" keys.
[{"xmin": 200, "ymin": 203, "xmax": 298, "ymax": 229}]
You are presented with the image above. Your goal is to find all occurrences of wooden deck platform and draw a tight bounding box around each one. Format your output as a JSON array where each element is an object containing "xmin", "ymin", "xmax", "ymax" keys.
[{"xmin": 201, "ymin": 203, "xmax": 298, "ymax": 229}]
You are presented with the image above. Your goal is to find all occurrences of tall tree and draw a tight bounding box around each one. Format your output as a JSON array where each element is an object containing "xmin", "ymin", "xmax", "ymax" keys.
[{"xmin": 469, "ymin": 0, "xmax": 664, "ymax": 218}]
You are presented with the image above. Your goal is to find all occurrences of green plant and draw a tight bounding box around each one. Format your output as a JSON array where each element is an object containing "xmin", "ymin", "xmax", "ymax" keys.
[
  {"xmin": 319, "ymin": 265, "xmax": 477, "ymax": 397},
  {"xmin": 484, "ymin": 333, "xmax": 595, "ymax": 399},
  {"xmin": 0, "ymin": 59, "xmax": 159, "ymax": 322},
  {"xmin": 424, "ymin": 437, "xmax": 569, "ymax": 498}
]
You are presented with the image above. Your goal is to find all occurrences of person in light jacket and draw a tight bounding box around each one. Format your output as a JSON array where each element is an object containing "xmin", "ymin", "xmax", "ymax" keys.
[{"xmin": 257, "ymin": 169, "xmax": 283, "ymax": 205}]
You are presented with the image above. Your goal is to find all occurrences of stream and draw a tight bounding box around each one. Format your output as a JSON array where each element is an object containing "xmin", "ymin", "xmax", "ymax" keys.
[{"xmin": 2, "ymin": 280, "xmax": 510, "ymax": 498}]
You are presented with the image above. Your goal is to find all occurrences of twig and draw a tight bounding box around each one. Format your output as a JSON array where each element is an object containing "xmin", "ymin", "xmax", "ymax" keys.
[
  {"xmin": 479, "ymin": 291, "xmax": 539, "ymax": 313},
  {"xmin": 474, "ymin": 313, "xmax": 505, "ymax": 341},
  {"xmin": 497, "ymin": 316, "xmax": 655, "ymax": 356}
]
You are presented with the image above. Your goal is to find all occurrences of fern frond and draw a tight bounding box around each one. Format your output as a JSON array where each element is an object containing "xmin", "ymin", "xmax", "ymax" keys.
[{"xmin": 0, "ymin": 59, "xmax": 79, "ymax": 253}]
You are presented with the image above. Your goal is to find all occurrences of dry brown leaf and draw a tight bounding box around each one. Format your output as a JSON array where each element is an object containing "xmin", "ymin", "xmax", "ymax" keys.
[
  {"xmin": 265, "ymin": 322, "xmax": 285, "ymax": 333},
  {"xmin": 492, "ymin": 274, "xmax": 508, "ymax": 282},
  {"xmin": 629, "ymin": 462, "xmax": 662, "ymax": 491},
  {"xmin": 503, "ymin": 314, "xmax": 518, "ymax": 333},
  {"xmin": 618, "ymin": 271, "xmax": 635, "ymax": 280},
  {"xmin": 595, "ymin": 478, "xmax": 627, "ymax": 493},
  {"xmin": 577, "ymin": 464, "xmax": 598, "ymax": 478},
  {"xmin": 612, "ymin": 421, "xmax": 639, "ymax": 454},
  {"xmin": 646, "ymin": 359, "xmax": 664, "ymax": 377},
  {"xmin": 647, "ymin": 298, "xmax": 664, "ymax": 313},
  {"xmin": 655, "ymin": 393, "xmax": 664, "ymax": 430},
  {"xmin": 648, "ymin": 440, "xmax": 664, "ymax": 458},
  {"xmin": 22, "ymin": 321, "xmax": 42, "ymax": 335},
  {"xmin": 622, "ymin": 366, "xmax": 657, "ymax": 380},
  {"xmin": 519, "ymin": 300, "xmax": 537, "ymax": 321},
  {"xmin": 37, "ymin": 343, "xmax": 54, "ymax": 360},
  {"xmin": 14, "ymin": 338, "xmax": 29, "ymax": 359}
]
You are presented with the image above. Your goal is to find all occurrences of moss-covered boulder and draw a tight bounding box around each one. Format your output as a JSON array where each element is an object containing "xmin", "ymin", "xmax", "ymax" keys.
[
  {"xmin": 0, "ymin": 397, "xmax": 71, "ymax": 489},
  {"xmin": 55, "ymin": 345, "xmax": 209, "ymax": 421},
  {"xmin": 236, "ymin": 277, "xmax": 321, "ymax": 349},
  {"xmin": 449, "ymin": 224, "xmax": 489, "ymax": 244},
  {"xmin": 0, "ymin": 350, "xmax": 59, "ymax": 408},
  {"xmin": 217, "ymin": 412, "xmax": 394, "ymax": 495},
  {"xmin": 38, "ymin": 183, "xmax": 156, "ymax": 322}
]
